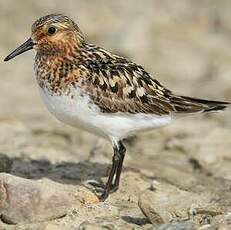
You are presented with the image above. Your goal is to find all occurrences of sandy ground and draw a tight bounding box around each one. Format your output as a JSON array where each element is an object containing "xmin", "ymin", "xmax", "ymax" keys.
[{"xmin": 0, "ymin": 0, "xmax": 231, "ymax": 229}]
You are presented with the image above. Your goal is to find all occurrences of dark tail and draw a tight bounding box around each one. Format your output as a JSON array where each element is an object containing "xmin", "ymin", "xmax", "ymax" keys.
[{"xmin": 171, "ymin": 95, "xmax": 230, "ymax": 114}]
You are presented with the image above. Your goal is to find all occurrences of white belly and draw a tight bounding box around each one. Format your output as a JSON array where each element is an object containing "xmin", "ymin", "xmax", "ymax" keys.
[{"xmin": 39, "ymin": 87, "xmax": 173, "ymax": 142}]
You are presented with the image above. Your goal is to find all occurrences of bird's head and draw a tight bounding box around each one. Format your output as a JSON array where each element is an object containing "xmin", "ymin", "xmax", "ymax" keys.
[{"xmin": 4, "ymin": 14, "xmax": 84, "ymax": 61}]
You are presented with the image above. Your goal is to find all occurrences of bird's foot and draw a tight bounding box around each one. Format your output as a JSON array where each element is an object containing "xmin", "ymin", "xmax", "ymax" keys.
[
  {"xmin": 99, "ymin": 189, "xmax": 109, "ymax": 201},
  {"xmin": 98, "ymin": 183, "xmax": 119, "ymax": 201},
  {"xmin": 109, "ymin": 183, "xmax": 119, "ymax": 193}
]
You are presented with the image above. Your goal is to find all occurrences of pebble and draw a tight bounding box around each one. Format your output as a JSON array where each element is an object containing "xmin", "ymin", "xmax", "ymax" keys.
[
  {"xmin": 0, "ymin": 173, "xmax": 72, "ymax": 224},
  {"xmin": 138, "ymin": 180, "xmax": 222, "ymax": 225},
  {"xmin": 150, "ymin": 221, "xmax": 193, "ymax": 230}
]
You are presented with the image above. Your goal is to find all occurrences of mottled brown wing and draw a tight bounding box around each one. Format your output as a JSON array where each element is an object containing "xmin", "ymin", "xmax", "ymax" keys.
[
  {"xmin": 74, "ymin": 50, "xmax": 175, "ymax": 115},
  {"xmin": 74, "ymin": 46, "xmax": 230, "ymax": 115}
]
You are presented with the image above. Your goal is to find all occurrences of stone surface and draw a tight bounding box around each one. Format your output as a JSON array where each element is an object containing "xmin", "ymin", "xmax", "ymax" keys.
[
  {"xmin": 78, "ymin": 221, "xmax": 116, "ymax": 230},
  {"xmin": 0, "ymin": 173, "xmax": 72, "ymax": 224},
  {"xmin": 138, "ymin": 181, "xmax": 223, "ymax": 225},
  {"xmin": 153, "ymin": 221, "xmax": 193, "ymax": 230},
  {"xmin": 44, "ymin": 223, "xmax": 64, "ymax": 230}
]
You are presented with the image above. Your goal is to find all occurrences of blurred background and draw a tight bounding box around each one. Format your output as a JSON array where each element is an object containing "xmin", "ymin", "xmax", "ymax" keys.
[
  {"xmin": 1, "ymin": 0, "xmax": 231, "ymax": 119},
  {"xmin": 0, "ymin": 0, "xmax": 231, "ymax": 228}
]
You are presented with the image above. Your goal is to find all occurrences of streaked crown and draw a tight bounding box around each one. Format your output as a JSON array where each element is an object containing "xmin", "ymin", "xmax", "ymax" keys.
[{"xmin": 32, "ymin": 14, "xmax": 85, "ymax": 55}]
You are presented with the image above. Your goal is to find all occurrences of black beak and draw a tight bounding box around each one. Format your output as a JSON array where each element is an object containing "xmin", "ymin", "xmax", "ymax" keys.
[{"xmin": 4, "ymin": 38, "xmax": 35, "ymax": 62}]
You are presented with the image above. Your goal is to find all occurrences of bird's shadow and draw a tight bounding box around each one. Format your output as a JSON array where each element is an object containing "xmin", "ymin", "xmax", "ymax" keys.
[
  {"xmin": 0, "ymin": 136, "xmax": 139, "ymax": 187},
  {"xmin": 0, "ymin": 153, "xmax": 110, "ymax": 192}
]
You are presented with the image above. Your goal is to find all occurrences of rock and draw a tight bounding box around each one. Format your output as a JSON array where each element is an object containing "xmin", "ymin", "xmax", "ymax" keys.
[
  {"xmin": 1, "ymin": 223, "xmax": 47, "ymax": 230},
  {"xmin": 45, "ymin": 223, "xmax": 63, "ymax": 230},
  {"xmin": 78, "ymin": 221, "xmax": 115, "ymax": 230},
  {"xmin": 0, "ymin": 173, "xmax": 72, "ymax": 224},
  {"xmin": 0, "ymin": 154, "xmax": 13, "ymax": 173},
  {"xmin": 138, "ymin": 180, "xmax": 222, "ymax": 225},
  {"xmin": 152, "ymin": 221, "xmax": 193, "ymax": 230},
  {"xmin": 79, "ymin": 192, "xmax": 99, "ymax": 204},
  {"xmin": 197, "ymin": 212, "xmax": 231, "ymax": 230}
]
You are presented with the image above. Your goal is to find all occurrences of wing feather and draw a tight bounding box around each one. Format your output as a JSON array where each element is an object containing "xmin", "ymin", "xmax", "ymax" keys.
[{"xmin": 71, "ymin": 45, "xmax": 229, "ymax": 115}]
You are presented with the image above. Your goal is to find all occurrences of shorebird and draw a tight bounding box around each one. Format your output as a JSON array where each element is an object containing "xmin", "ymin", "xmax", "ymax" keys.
[{"xmin": 4, "ymin": 14, "xmax": 230, "ymax": 200}]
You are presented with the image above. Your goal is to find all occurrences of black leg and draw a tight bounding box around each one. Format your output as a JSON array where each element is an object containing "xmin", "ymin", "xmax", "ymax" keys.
[
  {"xmin": 110, "ymin": 141, "xmax": 126, "ymax": 193},
  {"xmin": 100, "ymin": 140, "xmax": 126, "ymax": 201}
]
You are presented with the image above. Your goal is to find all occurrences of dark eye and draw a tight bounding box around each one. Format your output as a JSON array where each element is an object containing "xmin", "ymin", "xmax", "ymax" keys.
[{"xmin": 47, "ymin": 26, "xmax": 57, "ymax": 35}]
